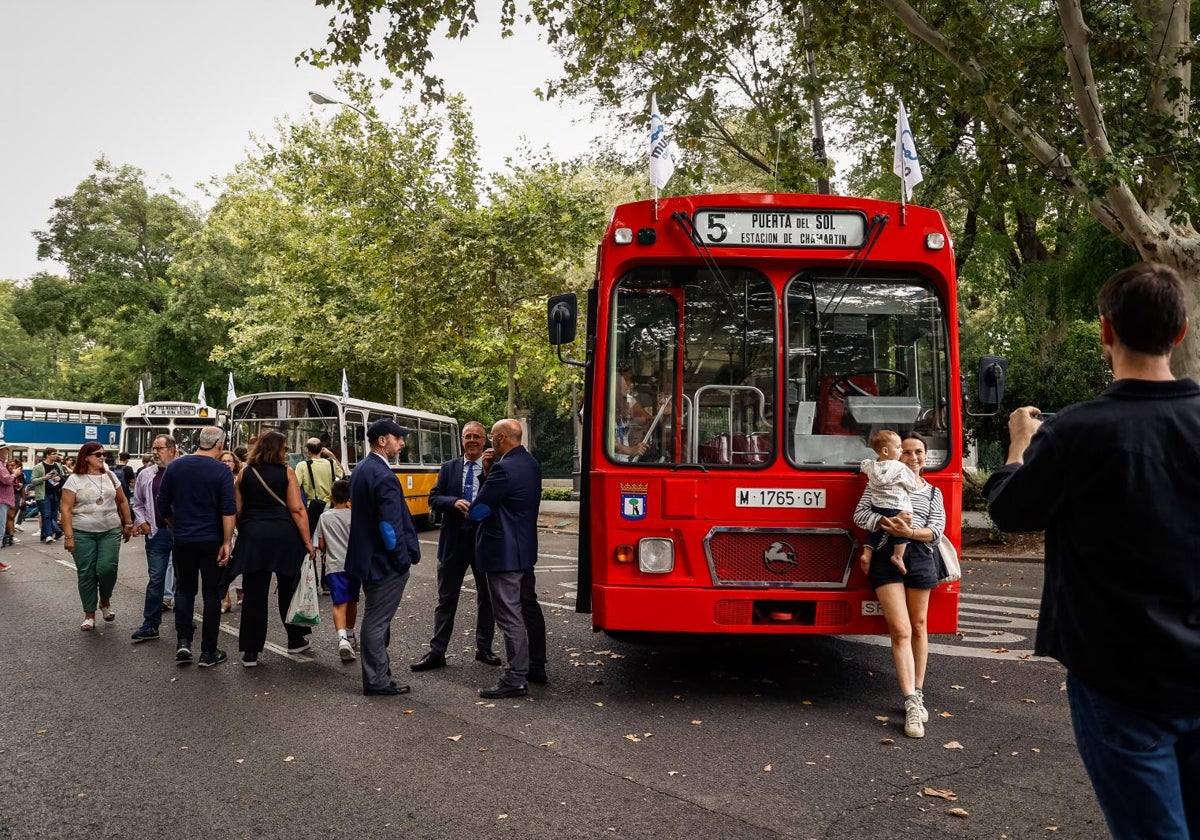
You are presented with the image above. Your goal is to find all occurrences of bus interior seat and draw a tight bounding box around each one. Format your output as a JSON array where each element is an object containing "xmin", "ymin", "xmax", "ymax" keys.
[
  {"xmin": 732, "ymin": 432, "xmax": 771, "ymax": 464},
  {"xmin": 816, "ymin": 375, "xmax": 879, "ymax": 436},
  {"xmin": 699, "ymin": 434, "xmax": 731, "ymax": 465}
]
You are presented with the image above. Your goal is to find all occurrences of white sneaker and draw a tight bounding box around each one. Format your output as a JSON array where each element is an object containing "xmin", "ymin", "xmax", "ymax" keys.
[
  {"xmin": 338, "ymin": 637, "xmax": 356, "ymax": 661},
  {"xmin": 915, "ymin": 688, "xmax": 930, "ymax": 723},
  {"xmin": 44, "ymin": 536, "xmax": 55, "ymax": 544},
  {"xmin": 904, "ymin": 697, "xmax": 926, "ymax": 739}
]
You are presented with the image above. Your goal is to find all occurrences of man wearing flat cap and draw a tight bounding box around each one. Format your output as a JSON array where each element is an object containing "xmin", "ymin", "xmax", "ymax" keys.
[{"xmin": 347, "ymin": 419, "xmax": 422, "ymax": 696}]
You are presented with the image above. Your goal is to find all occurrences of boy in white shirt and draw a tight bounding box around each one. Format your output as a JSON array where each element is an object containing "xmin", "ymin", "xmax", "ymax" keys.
[
  {"xmin": 313, "ymin": 480, "xmax": 359, "ymax": 661},
  {"xmin": 860, "ymin": 430, "xmax": 918, "ymax": 574}
]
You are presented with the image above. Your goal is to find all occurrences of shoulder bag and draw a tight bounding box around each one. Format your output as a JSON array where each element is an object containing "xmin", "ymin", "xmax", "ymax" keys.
[{"xmin": 931, "ymin": 488, "xmax": 961, "ymax": 583}]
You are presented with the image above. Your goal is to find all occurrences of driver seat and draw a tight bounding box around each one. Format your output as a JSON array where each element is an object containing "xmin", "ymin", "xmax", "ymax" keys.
[{"xmin": 816, "ymin": 374, "xmax": 878, "ymax": 435}]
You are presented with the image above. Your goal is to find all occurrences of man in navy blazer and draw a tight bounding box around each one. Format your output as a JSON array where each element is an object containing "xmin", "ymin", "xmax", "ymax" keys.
[
  {"xmin": 410, "ymin": 420, "xmax": 499, "ymax": 672},
  {"xmin": 469, "ymin": 418, "xmax": 543, "ymax": 698},
  {"xmin": 347, "ymin": 419, "xmax": 421, "ymax": 696}
]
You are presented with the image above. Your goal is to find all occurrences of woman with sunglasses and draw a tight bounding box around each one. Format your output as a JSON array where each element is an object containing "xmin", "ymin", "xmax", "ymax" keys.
[{"xmin": 60, "ymin": 443, "xmax": 135, "ymax": 631}]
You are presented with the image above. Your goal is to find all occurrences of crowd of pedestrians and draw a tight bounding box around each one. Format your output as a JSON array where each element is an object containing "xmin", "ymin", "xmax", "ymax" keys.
[{"xmin": 17, "ymin": 416, "xmax": 546, "ymax": 701}]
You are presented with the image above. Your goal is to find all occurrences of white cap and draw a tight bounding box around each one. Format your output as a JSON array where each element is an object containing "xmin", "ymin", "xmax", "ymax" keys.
[{"xmin": 0, "ymin": 439, "xmax": 8, "ymax": 449}]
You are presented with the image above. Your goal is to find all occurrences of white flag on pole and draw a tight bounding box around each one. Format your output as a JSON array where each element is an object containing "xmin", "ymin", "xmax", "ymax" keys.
[
  {"xmin": 341, "ymin": 369, "xmax": 350, "ymax": 403},
  {"xmin": 894, "ymin": 101, "xmax": 924, "ymax": 202},
  {"xmin": 137, "ymin": 381, "xmax": 145, "ymax": 406},
  {"xmin": 226, "ymin": 372, "xmax": 237, "ymax": 405},
  {"xmin": 649, "ymin": 94, "xmax": 679, "ymax": 190},
  {"xmin": 197, "ymin": 382, "xmax": 207, "ymax": 409}
]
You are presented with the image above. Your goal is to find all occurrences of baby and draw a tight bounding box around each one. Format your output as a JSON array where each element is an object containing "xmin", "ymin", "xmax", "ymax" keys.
[{"xmin": 860, "ymin": 430, "xmax": 918, "ymax": 574}]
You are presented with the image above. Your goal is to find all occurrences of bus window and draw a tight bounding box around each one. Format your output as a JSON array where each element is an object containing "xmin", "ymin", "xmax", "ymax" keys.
[
  {"xmin": 607, "ymin": 267, "xmax": 775, "ymax": 466},
  {"xmin": 785, "ymin": 277, "xmax": 950, "ymax": 468},
  {"xmin": 345, "ymin": 414, "xmax": 366, "ymax": 468},
  {"xmin": 419, "ymin": 425, "xmax": 441, "ymax": 465}
]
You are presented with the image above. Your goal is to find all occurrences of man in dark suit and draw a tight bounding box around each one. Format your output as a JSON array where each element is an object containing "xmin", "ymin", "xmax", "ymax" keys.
[
  {"xmin": 411, "ymin": 421, "xmax": 499, "ymax": 672},
  {"xmin": 346, "ymin": 419, "xmax": 421, "ymax": 696},
  {"xmin": 469, "ymin": 418, "xmax": 545, "ymax": 699}
]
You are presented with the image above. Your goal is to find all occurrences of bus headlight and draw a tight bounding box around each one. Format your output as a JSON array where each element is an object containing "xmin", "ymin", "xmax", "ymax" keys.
[
  {"xmin": 638, "ymin": 538, "xmax": 674, "ymax": 573},
  {"xmin": 925, "ymin": 232, "xmax": 946, "ymax": 250},
  {"xmin": 614, "ymin": 227, "xmax": 634, "ymax": 245}
]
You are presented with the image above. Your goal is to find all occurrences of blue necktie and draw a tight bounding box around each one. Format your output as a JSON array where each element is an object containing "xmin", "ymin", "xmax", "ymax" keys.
[{"xmin": 464, "ymin": 460, "xmax": 476, "ymax": 503}]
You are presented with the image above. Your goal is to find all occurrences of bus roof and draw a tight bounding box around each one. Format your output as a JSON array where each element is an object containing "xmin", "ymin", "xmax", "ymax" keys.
[{"xmin": 227, "ymin": 392, "xmax": 458, "ymax": 425}]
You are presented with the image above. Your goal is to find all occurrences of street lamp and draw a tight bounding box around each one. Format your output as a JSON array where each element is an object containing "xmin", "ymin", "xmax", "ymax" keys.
[{"xmin": 308, "ymin": 90, "xmax": 405, "ymax": 409}]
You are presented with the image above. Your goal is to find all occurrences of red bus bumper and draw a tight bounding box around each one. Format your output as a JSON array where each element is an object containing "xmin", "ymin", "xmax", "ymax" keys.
[{"xmin": 591, "ymin": 584, "xmax": 959, "ymax": 635}]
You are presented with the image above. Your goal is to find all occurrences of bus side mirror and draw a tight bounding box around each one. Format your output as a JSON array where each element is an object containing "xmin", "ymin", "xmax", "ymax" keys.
[
  {"xmin": 547, "ymin": 293, "xmax": 578, "ymax": 346},
  {"xmin": 965, "ymin": 355, "xmax": 1008, "ymax": 416}
]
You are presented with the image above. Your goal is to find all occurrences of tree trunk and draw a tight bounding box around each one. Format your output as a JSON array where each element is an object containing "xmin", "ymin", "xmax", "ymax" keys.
[
  {"xmin": 1136, "ymin": 239, "xmax": 1200, "ymax": 379},
  {"xmin": 507, "ymin": 350, "xmax": 517, "ymax": 418}
]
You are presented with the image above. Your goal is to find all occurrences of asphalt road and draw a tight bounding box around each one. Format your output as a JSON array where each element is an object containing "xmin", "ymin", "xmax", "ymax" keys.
[{"xmin": 0, "ymin": 524, "xmax": 1105, "ymax": 839}]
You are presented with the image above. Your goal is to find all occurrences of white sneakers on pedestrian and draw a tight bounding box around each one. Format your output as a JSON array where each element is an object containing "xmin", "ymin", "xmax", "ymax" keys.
[
  {"xmin": 904, "ymin": 695, "xmax": 926, "ymax": 739},
  {"xmin": 915, "ymin": 687, "xmax": 930, "ymax": 723},
  {"xmin": 338, "ymin": 637, "xmax": 356, "ymax": 661}
]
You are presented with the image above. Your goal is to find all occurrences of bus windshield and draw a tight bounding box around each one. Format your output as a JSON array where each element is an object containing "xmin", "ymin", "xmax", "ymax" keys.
[
  {"xmin": 229, "ymin": 396, "xmax": 340, "ymax": 468},
  {"xmin": 605, "ymin": 268, "xmax": 949, "ymax": 470},
  {"xmin": 787, "ymin": 276, "xmax": 950, "ymax": 468}
]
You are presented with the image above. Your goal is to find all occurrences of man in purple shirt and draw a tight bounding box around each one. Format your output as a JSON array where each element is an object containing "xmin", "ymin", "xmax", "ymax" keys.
[{"xmin": 129, "ymin": 434, "xmax": 178, "ymax": 643}]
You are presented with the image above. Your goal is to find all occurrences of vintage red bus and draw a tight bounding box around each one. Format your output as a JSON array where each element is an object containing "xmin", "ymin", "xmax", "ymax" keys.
[{"xmin": 549, "ymin": 192, "xmax": 1003, "ymax": 636}]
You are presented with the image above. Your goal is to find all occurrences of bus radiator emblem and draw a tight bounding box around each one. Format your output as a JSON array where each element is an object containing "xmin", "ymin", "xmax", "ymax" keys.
[{"xmin": 763, "ymin": 541, "xmax": 799, "ymax": 573}]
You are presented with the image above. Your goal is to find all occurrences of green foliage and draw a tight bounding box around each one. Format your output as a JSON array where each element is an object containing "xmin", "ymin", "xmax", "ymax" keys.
[
  {"xmin": 0, "ymin": 281, "xmax": 63, "ymax": 397},
  {"xmin": 541, "ymin": 487, "xmax": 573, "ymax": 501},
  {"xmin": 13, "ymin": 159, "xmax": 224, "ymax": 402}
]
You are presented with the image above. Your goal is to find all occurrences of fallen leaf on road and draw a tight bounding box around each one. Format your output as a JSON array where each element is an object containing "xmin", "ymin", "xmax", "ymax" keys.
[
  {"xmin": 478, "ymin": 747, "xmax": 489, "ymax": 752},
  {"xmin": 805, "ymin": 761, "xmax": 817, "ymax": 765},
  {"xmin": 1045, "ymin": 826, "xmax": 1059, "ymax": 831},
  {"xmin": 992, "ymin": 648, "xmax": 1009, "ymax": 653},
  {"xmin": 943, "ymin": 741, "xmax": 964, "ymax": 750},
  {"xmin": 939, "ymin": 711, "xmax": 953, "ymax": 718},
  {"xmin": 922, "ymin": 787, "xmax": 958, "ymax": 801},
  {"xmin": 763, "ymin": 764, "xmax": 772, "ymax": 772},
  {"xmin": 624, "ymin": 734, "xmax": 642, "ymax": 743},
  {"xmin": 668, "ymin": 771, "xmax": 679, "ymax": 776},
  {"xmin": 540, "ymin": 741, "xmax": 554, "ymax": 747},
  {"xmin": 1031, "ymin": 748, "xmax": 1041, "ymax": 753},
  {"xmin": 588, "ymin": 680, "xmax": 603, "ymax": 686},
  {"xmin": 448, "ymin": 735, "xmax": 463, "ymax": 742},
  {"xmin": 35, "ymin": 728, "xmax": 47, "ymax": 736},
  {"xmin": 950, "ymin": 684, "xmax": 965, "ymax": 690},
  {"xmin": 947, "ymin": 807, "xmax": 970, "ymax": 819},
  {"xmin": 594, "ymin": 702, "xmax": 604, "ymax": 707},
  {"xmin": 801, "ymin": 700, "xmax": 812, "ymax": 706},
  {"xmin": 879, "ymin": 738, "xmax": 894, "ymax": 745},
  {"xmin": 404, "ymin": 710, "xmax": 414, "ymax": 715},
  {"xmin": 874, "ymin": 715, "xmax": 889, "ymax": 723},
  {"xmin": 1022, "ymin": 698, "xmax": 1037, "ymax": 704},
  {"xmin": 498, "ymin": 814, "xmax": 508, "ymax": 820},
  {"xmin": 690, "ymin": 720, "xmax": 702, "ymax": 726},
  {"xmin": 283, "ymin": 756, "xmax": 295, "ymax": 762},
  {"xmin": 483, "ymin": 703, "xmax": 495, "ymax": 708}
]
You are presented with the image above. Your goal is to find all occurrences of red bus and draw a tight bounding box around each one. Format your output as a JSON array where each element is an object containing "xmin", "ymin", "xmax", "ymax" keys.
[{"xmin": 548, "ymin": 192, "xmax": 1004, "ymax": 636}]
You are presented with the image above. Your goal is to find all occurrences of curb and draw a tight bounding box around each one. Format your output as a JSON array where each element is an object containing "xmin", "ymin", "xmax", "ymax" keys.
[{"xmin": 963, "ymin": 553, "xmax": 1044, "ymax": 565}]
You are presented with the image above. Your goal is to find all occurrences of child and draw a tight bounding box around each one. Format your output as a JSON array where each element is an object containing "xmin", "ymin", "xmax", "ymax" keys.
[
  {"xmin": 860, "ymin": 430, "xmax": 918, "ymax": 574},
  {"xmin": 313, "ymin": 479, "xmax": 359, "ymax": 661}
]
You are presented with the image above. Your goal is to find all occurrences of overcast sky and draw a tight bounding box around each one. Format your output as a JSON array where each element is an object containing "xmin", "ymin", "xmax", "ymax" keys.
[{"xmin": 1, "ymin": 2, "xmax": 602, "ymax": 281}]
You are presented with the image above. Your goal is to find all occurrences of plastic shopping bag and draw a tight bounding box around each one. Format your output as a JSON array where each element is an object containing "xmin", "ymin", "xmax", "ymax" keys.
[{"xmin": 286, "ymin": 556, "xmax": 321, "ymax": 626}]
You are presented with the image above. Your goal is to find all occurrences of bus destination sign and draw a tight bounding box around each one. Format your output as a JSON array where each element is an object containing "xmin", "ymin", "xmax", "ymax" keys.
[
  {"xmin": 146, "ymin": 404, "xmax": 204, "ymax": 417},
  {"xmin": 694, "ymin": 209, "xmax": 866, "ymax": 249}
]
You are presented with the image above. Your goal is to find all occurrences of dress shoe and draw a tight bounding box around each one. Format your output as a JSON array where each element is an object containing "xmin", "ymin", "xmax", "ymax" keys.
[
  {"xmin": 479, "ymin": 683, "xmax": 528, "ymax": 699},
  {"xmin": 363, "ymin": 682, "xmax": 411, "ymax": 696},
  {"xmin": 410, "ymin": 652, "xmax": 447, "ymax": 672},
  {"xmin": 527, "ymin": 666, "xmax": 548, "ymax": 685},
  {"xmin": 474, "ymin": 649, "xmax": 502, "ymax": 667}
]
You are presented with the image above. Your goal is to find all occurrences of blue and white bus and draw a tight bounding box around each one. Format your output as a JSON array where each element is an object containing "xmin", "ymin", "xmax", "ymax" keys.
[
  {"xmin": 120, "ymin": 401, "xmax": 222, "ymax": 460},
  {"xmin": 0, "ymin": 397, "xmax": 130, "ymax": 477}
]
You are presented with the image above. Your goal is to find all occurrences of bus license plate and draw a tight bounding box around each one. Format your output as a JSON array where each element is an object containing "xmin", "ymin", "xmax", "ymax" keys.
[{"xmin": 735, "ymin": 488, "xmax": 826, "ymax": 508}]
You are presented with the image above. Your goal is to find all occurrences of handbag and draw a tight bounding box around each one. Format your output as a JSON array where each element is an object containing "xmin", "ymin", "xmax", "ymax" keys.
[
  {"xmin": 936, "ymin": 534, "xmax": 961, "ymax": 583},
  {"xmin": 286, "ymin": 555, "xmax": 321, "ymax": 626}
]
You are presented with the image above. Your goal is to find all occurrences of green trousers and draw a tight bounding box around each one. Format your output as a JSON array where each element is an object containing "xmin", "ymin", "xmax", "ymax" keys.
[{"xmin": 74, "ymin": 528, "xmax": 121, "ymax": 612}]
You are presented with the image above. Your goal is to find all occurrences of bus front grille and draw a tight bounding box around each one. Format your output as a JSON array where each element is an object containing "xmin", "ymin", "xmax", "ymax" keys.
[{"xmin": 704, "ymin": 528, "xmax": 855, "ymax": 588}]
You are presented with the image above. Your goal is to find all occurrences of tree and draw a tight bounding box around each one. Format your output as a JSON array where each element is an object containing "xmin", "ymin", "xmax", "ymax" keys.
[
  {"xmin": 16, "ymin": 159, "xmax": 221, "ymax": 402},
  {"xmin": 304, "ymin": 0, "xmax": 1199, "ymax": 380}
]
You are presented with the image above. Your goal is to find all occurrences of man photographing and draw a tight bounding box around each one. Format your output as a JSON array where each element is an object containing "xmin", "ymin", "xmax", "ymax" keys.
[{"xmin": 985, "ymin": 262, "xmax": 1200, "ymax": 837}]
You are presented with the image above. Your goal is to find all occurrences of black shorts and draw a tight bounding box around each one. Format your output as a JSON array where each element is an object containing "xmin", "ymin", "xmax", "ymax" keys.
[{"xmin": 868, "ymin": 541, "xmax": 938, "ymax": 590}]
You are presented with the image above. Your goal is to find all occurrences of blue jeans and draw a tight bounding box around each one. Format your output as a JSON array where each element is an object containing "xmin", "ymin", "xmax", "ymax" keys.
[
  {"xmin": 140, "ymin": 528, "xmax": 174, "ymax": 631},
  {"xmin": 38, "ymin": 495, "xmax": 62, "ymax": 540},
  {"xmin": 1068, "ymin": 674, "xmax": 1200, "ymax": 839}
]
